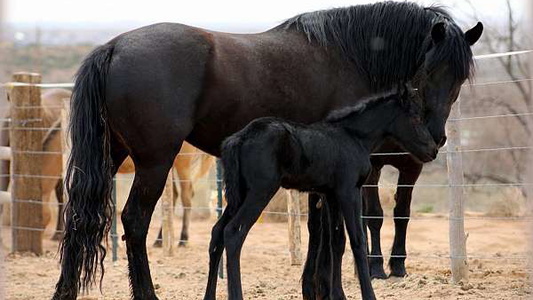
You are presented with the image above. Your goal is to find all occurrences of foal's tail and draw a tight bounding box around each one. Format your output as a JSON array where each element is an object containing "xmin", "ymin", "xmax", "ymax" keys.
[
  {"xmin": 54, "ymin": 43, "xmax": 115, "ymax": 298},
  {"xmin": 220, "ymin": 136, "xmax": 244, "ymax": 214}
]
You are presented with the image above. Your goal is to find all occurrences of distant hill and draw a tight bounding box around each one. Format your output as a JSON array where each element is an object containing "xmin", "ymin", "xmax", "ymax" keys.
[{"xmin": 2, "ymin": 21, "xmax": 274, "ymax": 46}]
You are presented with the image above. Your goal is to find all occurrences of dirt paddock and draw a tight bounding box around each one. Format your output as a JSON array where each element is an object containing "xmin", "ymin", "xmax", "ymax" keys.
[{"xmin": 2, "ymin": 215, "xmax": 532, "ymax": 299}]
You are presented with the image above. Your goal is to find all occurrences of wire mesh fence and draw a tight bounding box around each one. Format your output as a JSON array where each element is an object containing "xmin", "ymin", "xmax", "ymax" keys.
[{"xmin": 0, "ymin": 50, "xmax": 532, "ymax": 270}]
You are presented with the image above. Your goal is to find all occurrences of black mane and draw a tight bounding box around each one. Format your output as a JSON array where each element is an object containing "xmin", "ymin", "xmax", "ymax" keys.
[
  {"xmin": 325, "ymin": 88, "xmax": 401, "ymax": 123},
  {"xmin": 281, "ymin": 1, "xmax": 474, "ymax": 91}
]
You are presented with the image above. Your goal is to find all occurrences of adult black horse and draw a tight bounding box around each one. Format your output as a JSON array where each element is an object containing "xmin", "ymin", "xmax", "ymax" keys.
[{"xmin": 52, "ymin": 2, "xmax": 482, "ymax": 299}]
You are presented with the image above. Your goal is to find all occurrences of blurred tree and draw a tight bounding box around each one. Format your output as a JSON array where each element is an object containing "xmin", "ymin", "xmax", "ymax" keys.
[{"xmin": 459, "ymin": 0, "xmax": 531, "ymax": 197}]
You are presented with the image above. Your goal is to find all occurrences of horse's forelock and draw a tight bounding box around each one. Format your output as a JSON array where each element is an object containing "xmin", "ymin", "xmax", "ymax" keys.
[{"xmin": 429, "ymin": 22, "xmax": 475, "ymax": 84}]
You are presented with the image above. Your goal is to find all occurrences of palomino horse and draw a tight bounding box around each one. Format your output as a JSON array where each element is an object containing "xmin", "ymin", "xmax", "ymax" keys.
[
  {"xmin": 0, "ymin": 89, "xmax": 214, "ymax": 245},
  {"xmin": 118, "ymin": 147, "xmax": 214, "ymax": 247},
  {"xmin": 53, "ymin": 2, "xmax": 482, "ymax": 299},
  {"xmin": 0, "ymin": 88, "xmax": 70, "ymax": 238}
]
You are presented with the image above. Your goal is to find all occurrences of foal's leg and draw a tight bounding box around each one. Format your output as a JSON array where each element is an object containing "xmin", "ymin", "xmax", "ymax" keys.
[
  {"xmin": 337, "ymin": 187, "xmax": 375, "ymax": 300},
  {"xmin": 314, "ymin": 198, "xmax": 334, "ymax": 299},
  {"xmin": 204, "ymin": 208, "xmax": 233, "ymax": 300},
  {"xmin": 121, "ymin": 155, "xmax": 178, "ymax": 300},
  {"xmin": 389, "ymin": 161, "xmax": 422, "ymax": 278},
  {"xmin": 362, "ymin": 164, "xmax": 387, "ymax": 279},
  {"xmin": 303, "ymin": 194, "xmax": 346, "ymax": 300},
  {"xmin": 328, "ymin": 196, "xmax": 347, "ymax": 300},
  {"xmin": 302, "ymin": 193, "xmax": 323, "ymax": 300},
  {"xmin": 224, "ymin": 186, "xmax": 278, "ymax": 300}
]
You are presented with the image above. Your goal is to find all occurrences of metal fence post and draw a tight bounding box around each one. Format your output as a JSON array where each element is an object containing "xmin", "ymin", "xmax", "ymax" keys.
[{"xmin": 216, "ymin": 159, "xmax": 224, "ymax": 279}]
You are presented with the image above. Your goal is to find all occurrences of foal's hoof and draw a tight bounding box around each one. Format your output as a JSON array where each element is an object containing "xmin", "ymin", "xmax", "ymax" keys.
[
  {"xmin": 178, "ymin": 240, "xmax": 188, "ymax": 247},
  {"xmin": 153, "ymin": 239, "xmax": 163, "ymax": 248},
  {"xmin": 51, "ymin": 232, "xmax": 64, "ymax": 241}
]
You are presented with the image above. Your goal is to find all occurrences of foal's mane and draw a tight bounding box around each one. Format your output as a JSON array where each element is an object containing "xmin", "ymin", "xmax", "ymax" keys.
[
  {"xmin": 325, "ymin": 88, "xmax": 401, "ymax": 123},
  {"xmin": 280, "ymin": 1, "xmax": 474, "ymax": 91}
]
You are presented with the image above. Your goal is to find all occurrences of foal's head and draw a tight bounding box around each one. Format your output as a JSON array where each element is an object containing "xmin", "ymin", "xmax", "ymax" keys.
[{"xmin": 388, "ymin": 85, "xmax": 438, "ymax": 163}]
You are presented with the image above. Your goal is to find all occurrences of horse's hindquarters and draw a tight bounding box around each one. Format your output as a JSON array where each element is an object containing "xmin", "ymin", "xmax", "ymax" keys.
[{"xmin": 105, "ymin": 23, "xmax": 211, "ymax": 159}]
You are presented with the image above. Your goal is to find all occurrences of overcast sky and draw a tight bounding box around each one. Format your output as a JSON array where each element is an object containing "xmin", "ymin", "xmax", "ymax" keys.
[{"xmin": 4, "ymin": 0, "xmax": 519, "ymax": 31}]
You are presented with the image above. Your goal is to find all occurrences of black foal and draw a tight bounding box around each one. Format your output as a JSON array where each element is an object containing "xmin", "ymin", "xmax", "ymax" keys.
[{"xmin": 204, "ymin": 86, "xmax": 438, "ymax": 300}]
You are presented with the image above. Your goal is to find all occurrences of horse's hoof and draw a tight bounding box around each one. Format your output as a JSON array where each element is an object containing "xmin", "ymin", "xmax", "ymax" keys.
[
  {"xmin": 369, "ymin": 257, "xmax": 387, "ymax": 280},
  {"xmin": 153, "ymin": 240, "xmax": 163, "ymax": 248},
  {"xmin": 389, "ymin": 258, "xmax": 408, "ymax": 278},
  {"xmin": 178, "ymin": 241, "xmax": 188, "ymax": 247},
  {"xmin": 389, "ymin": 270, "xmax": 408, "ymax": 278}
]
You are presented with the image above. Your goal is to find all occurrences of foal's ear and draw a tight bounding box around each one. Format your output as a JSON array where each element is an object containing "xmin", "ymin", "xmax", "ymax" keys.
[
  {"xmin": 431, "ymin": 22, "xmax": 447, "ymax": 44},
  {"xmin": 464, "ymin": 22, "xmax": 483, "ymax": 46}
]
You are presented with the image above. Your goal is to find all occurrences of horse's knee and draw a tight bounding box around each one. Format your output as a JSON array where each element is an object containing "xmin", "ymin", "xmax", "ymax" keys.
[
  {"xmin": 42, "ymin": 204, "xmax": 52, "ymax": 228},
  {"xmin": 333, "ymin": 228, "xmax": 346, "ymax": 253},
  {"xmin": 223, "ymin": 225, "xmax": 236, "ymax": 244},
  {"xmin": 121, "ymin": 209, "xmax": 149, "ymax": 243},
  {"xmin": 223, "ymin": 224, "xmax": 244, "ymax": 253},
  {"xmin": 180, "ymin": 182, "xmax": 194, "ymax": 203},
  {"xmin": 393, "ymin": 199, "xmax": 411, "ymax": 219},
  {"xmin": 367, "ymin": 216, "xmax": 383, "ymax": 233}
]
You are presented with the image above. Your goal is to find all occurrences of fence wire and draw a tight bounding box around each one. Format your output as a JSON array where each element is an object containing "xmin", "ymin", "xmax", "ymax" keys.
[
  {"xmin": 1, "ymin": 50, "xmax": 532, "ymax": 277},
  {"xmin": 1, "ymin": 226, "xmax": 531, "ymax": 262},
  {"xmin": 1, "ymin": 172, "xmax": 533, "ymax": 188},
  {"xmin": 1, "ymin": 144, "xmax": 532, "ymax": 157},
  {"xmin": 3, "ymin": 198, "xmax": 533, "ymax": 222}
]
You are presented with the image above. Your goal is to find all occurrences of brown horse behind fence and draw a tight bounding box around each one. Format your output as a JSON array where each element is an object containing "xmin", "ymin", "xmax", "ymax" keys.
[{"xmin": 0, "ymin": 88, "xmax": 214, "ymax": 245}]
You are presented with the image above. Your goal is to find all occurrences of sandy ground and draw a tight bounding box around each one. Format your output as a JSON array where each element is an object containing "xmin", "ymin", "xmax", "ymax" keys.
[{"xmin": 2, "ymin": 215, "xmax": 532, "ymax": 300}]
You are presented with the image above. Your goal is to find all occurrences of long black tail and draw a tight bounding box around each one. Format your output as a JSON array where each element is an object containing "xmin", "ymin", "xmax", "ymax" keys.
[
  {"xmin": 54, "ymin": 43, "xmax": 115, "ymax": 299},
  {"xmin": 220, "ymin": 136, "xmax": 245, "ymax": 214}
]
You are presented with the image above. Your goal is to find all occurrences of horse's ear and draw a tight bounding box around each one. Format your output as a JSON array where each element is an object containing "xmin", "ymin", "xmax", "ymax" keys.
[
  {"xmin": 431, "ymin": 22, "xmax": 447, "ymax": 44},
  {"xmin": 464, "ymin": 22, "xmax": 483, "ymax": 46}
]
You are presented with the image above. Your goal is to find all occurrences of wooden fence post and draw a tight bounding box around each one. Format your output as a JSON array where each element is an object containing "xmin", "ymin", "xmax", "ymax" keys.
[
  {"xmin": 446, "ymin": 98, "xmax": 469, "ymax": 283},
  {"xmin": 161, "ymin": 170, "xmax": 174, "ymax": 256},
  {"xmin": 10, "ymin": 72, "xmax": 43, "ymax": 254},
  {"xmin": 287, "ymin": 190, "xmax": 302, "ymax": 265}
]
